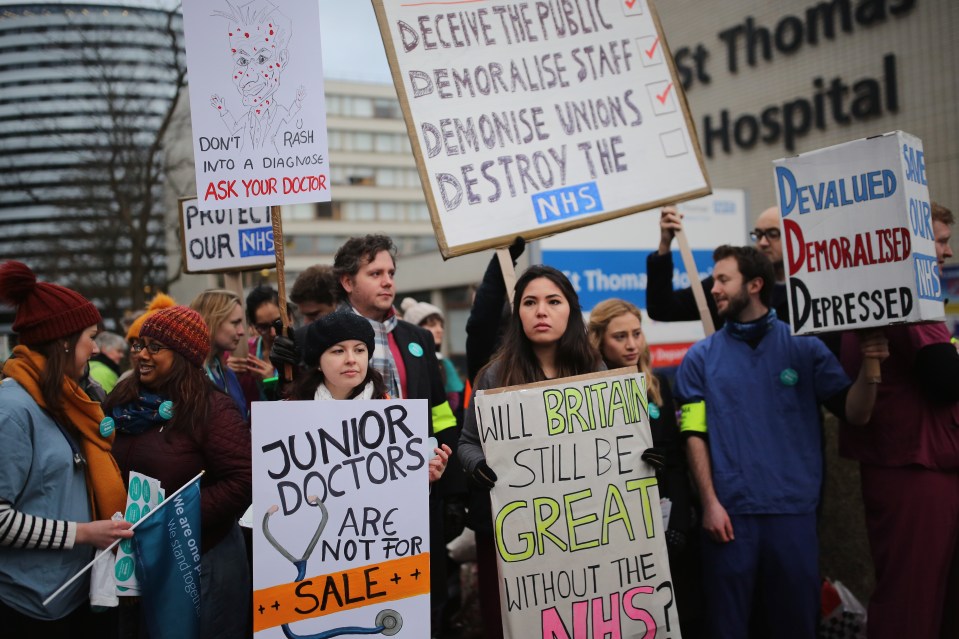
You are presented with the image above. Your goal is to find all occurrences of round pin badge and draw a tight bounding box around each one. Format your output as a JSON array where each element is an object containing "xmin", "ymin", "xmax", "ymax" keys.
[
  {"xmin": 649, "ymin": 403, "xmax": 661, "ymax": 419},
  {"xmin": 99, "ymin": 416, "xmax": 115, "ymax": 438},
  {"xmin": 780, "ymin": 368, "xmax": 799, "ymax": 386},
  {"xmin": 158, "ymin": 400, "xmax": 174, "ymax": 420},
  {"xmin": 408, "ymin": 343, "xmax": 424, "ymax": 357}
]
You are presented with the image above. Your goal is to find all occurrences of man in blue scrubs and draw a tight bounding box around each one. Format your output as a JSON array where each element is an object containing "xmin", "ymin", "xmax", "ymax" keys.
[{"xmin": 675, "ymin": 245, "xmax": 888, "ymax": 638}]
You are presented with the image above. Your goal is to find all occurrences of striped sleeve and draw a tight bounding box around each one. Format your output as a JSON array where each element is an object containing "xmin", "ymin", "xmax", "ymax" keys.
[{"xmin": 0, "ymin": 498, "xmax": 76, "ymax": 550}]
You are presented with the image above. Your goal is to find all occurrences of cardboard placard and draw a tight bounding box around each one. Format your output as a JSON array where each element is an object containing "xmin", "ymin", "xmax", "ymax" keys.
[
  {"xmin": 775, "ymin": 130, "xmax": 944, "ymax": 334},
  {"xmin": 475, "ymin": 368, "xmax": 678, "ymax": 638},
  {"xmin": 373, "ymin": 0, "xmax": 710, "ymax": 258},
  {"xmin": 251, "ymin": 399, "xmax": 431, "ymax": 638},
  {"xmin": 178, "ymin": 197, "xmax": 276, "ymax": 274},
  {"xmin": 182, "ymin": 0, "xmax": 331, "ymax": 210}
]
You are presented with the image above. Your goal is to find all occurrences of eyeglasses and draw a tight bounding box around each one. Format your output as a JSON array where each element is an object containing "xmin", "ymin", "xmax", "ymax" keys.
[
  {"xmin": 254, "ymin": 320, "xmax": 281, "ymax": 335},
  {"xmin": 131, "ymin": 342, "xmax": 171, "ymax": 355},
  {"xmin": 750, "ymin": 228, "xmax": 781, "ymax": 242}
]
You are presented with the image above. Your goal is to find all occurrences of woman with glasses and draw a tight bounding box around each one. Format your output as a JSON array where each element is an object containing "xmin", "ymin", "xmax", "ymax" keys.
[
  {"xmin": 236, "ymin": 285, "xmax": 282, "ymax": 410},
  {"xmin": 105, "ymin": 306, "xmax": 252, "ymax": 639},
  {"xmin": 0, "ymin": 261, "xmax": 131, "ymax": 635},
  {"xmin": 190, "ymin": 289, "xmax": 248, "ymax": 418}
]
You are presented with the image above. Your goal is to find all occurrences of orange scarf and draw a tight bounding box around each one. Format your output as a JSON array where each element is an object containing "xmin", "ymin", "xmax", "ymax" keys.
[{"xmin": 2, "ymin": 345, "xmax": 127, "ymax": 520}]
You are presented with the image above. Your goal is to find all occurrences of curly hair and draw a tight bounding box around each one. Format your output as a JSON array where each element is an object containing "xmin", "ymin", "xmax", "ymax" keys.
[
  {"xmin": 290, "ymin": 265, "xmax": 338, "ymax": 307},
  {"xmin": 332, "ymin": 235, "xmax": 396, "ymax": 303}
]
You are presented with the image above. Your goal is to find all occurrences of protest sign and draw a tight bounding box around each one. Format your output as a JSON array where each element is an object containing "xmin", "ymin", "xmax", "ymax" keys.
[
  {"xmin": 541, "ymin": 189, "xmax": 747, "ymax": 366},
  {"xmin": 775, "ymin": 130, "xmax": 944, "ymax": 335},
  {"xmin": 373, "ymin": 0, "xmax": 710, "ymax": 258},
  {"xmin": 251, "ymin": 399, "xmax": 431, "ymax": 638},
  {"xmin": 182, "ymin": 0, "xmax": 331, "ymax": 210},
  {"xmin": 178, "ymin": 197, "xmax": 275, "ymax": 273},
  {"xmin": 114, "ymin": 471, "xmax": 164, "ymax": 595},
  {"xmin": 475, "ymin": 369, "xmax": 677, "ymax": 638}
]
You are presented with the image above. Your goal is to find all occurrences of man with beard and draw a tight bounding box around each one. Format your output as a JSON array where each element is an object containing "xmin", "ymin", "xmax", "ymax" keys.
[{"xmin": 674, "ymin": 245, "xmax": 888, "ymax": 639}]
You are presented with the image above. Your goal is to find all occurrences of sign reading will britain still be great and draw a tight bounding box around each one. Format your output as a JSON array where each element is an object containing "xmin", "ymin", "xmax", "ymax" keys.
[
  {"xmin": 373, "ymin": 0, "xmax": 710, "ymax": 258},
  {"xmin": 775, "ymin": 130, "xmax": 944, "ymax": 335}
]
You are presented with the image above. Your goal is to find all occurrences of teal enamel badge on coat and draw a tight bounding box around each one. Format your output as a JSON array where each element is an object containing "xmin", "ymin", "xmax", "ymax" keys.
[
  {"xmin": 99, "ymin": 416, "xmax": 115, "ymax": 437},
  {"xmin": 780, "ymin": 368, "xmax": 799, "ymax": 386},
  {"xmin": 408, "ymin": 343, "xmax": 424, "ymax": 357},
  {"xmin": 649, "ymin": 403, "xmax": 661, "ymax": 419},
  {"xmin": 158, "ymin": 400, "xmax": 174, "ymax": 420}
]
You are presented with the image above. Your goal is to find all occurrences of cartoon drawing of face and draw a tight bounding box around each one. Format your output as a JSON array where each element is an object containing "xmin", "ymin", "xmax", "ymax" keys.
[{"xmin": 217, "ymin": 0, "xmax": 292, "ymax": 112}]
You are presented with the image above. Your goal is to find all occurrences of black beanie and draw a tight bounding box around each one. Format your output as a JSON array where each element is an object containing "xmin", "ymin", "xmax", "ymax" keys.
[{"xmin": 303, "ymin": 311, "xmax": 376, "ymax": 367}]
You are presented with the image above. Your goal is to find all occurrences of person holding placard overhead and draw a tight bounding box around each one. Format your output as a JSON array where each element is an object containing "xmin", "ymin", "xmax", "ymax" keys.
[
  {"xmin": 674, "ymin": 246, "xmax": 889, "ymax": 639},
  {"xmin": 0, "ymin": 261, "xmax": 131, "ymax": 635},
  {"xmin": 105, "ymin": 305, "xmax": 252, "ymax": 639},
  {"xmin": 190, "ymin": 289, "xmax": 248, "ymax": 419},
  {"xmin": 587, "ymin": 298, "xmax": 704, "ymax": 638},
  {"xmin": 838, "ymin": 202, "xmax": 959, "ymax": 639}
]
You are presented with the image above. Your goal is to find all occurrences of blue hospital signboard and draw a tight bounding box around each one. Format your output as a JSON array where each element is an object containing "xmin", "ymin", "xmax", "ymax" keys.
[{"xmin": 178, "ymin": 197, "xmax": 276, "ymax": 274}]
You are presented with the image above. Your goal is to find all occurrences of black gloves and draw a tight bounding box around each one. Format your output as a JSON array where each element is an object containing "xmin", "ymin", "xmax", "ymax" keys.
[
  {"xmin": 471, "ymin": 460, "xmax": 498, "ymax": 489},
  {"xmin": 508, "ymin": 236, "xmax": 526, "ymax": 262},
  {"xmin": 269, "ymin": 320, "xmax": 299, "ymax": 384},
  {"xmin": 641, "ymin": 447, "xmax": 667, "ymax": 471}
]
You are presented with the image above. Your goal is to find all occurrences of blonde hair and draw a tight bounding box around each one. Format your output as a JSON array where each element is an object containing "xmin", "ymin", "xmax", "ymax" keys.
[
  {"xmin": 587, "ymin": 299, "xmax": 662, "ymax": 406},
  {"xmin": 190, "ymin": 289, "xmax": 242, "ymax": 362}
]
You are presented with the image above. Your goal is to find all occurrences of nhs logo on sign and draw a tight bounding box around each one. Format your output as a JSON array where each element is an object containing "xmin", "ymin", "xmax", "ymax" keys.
[
  {"xmin": 532, "ymin": 182, "xmax": 603, "ymax": 225},
  {"xmin": 238, "ymin": 226, "xmax": 274, "ymax": 258}
]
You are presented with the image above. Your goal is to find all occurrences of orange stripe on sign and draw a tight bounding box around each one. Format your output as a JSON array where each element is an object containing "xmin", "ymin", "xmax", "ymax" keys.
[{"xmin": 252, "ymin": 553, "xmax": 430, "ymax": 632}]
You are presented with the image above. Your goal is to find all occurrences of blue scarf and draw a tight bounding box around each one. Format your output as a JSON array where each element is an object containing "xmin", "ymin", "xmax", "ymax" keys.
[
  {"xmin": 205, "ymin": 357, "xmax": 248, "ymax": 419},
  {"xmin": 725, "ymin": 308, "xmax": 778, "ymax": 343},
  {"xmin": 111, "ymin": 391, "xmax": 168, "ymax": 435}
]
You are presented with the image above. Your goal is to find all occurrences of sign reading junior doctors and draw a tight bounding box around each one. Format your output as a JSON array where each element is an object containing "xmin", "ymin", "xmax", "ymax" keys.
[
  {"xmin": 775, "ymin": 130, "xmax": 944, "ymax": 335},
  {"xmin": 373, "ymin": 0, "xmax": 710, "ymax": 258}
]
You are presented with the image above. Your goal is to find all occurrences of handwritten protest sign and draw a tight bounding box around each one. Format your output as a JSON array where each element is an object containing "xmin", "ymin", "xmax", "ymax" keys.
[
  {"xmin": 178, "ymin": 197, "xmax": 275, "ymax": 273},
  {"xmin": 251, "ymin": 399, "xmax": 431, "ymax": 638},
  {"xmin": 775, "ymin": 130, "xmax": 944, "ymax": 335},
  {"xmin": 475, "ymin": 369, "xmax": 678, "ymax": 638},
  {"xmin": 182, "ymin": 0, "xmax": 331, "ymax": 210},
  {"xmin": 374, "ymin": 0, "xmax": 710, "ymax": 258}
]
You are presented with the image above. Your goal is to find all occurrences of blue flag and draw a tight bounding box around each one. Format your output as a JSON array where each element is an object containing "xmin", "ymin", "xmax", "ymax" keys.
[{"xmin": 132, "ymin": 476, "xmax": 202, "ymax": 639}]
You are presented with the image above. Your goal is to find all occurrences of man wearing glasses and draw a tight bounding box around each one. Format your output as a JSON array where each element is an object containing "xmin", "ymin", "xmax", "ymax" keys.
[{"xmin": 646, "ymin": 205, "xmax": 787, "ymax": 330}]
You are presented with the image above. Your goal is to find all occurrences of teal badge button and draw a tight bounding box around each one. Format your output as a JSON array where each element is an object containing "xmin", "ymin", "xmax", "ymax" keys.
[
  {"xmin": 99, "ymin": 416, "xmax": 115, "ymax": 437},
  {"xmin": 408, "ymin": 343, "xmax": 424, "ymax": 357},
  {"xmin": 158, "ymin": 400, "xmax": 174, "ymax": 420},
  {"xmin": 780, "ymin": 368, "xmax": 799, "ymax": 386},
  {"xmin": 649, "ymin": 403, "xmax": 661, "ymax": 419}
]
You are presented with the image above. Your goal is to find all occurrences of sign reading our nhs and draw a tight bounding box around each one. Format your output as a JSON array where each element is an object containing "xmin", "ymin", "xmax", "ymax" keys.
[
  {"xmin": 774, "ymin": 131, "xmax": 944, "ymax": 336},
  {"xmin": 540, "ymin": 189, "xmax": 747, "ymax": 349},
  {"xmin": 178, "ymin": 197, "xmax": 276, "ymax": 274}
]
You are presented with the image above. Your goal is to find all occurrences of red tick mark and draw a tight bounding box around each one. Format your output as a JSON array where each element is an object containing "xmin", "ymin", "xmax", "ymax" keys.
[
  {"xmin": 644, "ymin": 36, "xmax": 660, "ymax": 58},
  {"xmin": 625, "ymin": 0, "xmax": 636, "ymax": 8},
  {"xmin": 656, "ymin": 82, "xmax": 673, "ymax": 104}
]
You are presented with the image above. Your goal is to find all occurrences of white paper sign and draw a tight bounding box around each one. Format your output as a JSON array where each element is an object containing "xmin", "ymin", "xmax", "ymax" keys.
[
  {"xmin": 475, "ymin": 369, "xmax": 678, "ymax": 639},
  {"xmin": 183, "ymin": 0, "xmax": 331, "ymax": 210},
  {"xmin": 178, "ymin": 197, "xmax": 275, "ymax": 273},
  {"xmin": 374, "ymin": 0, "xmax": 710, "ymax": 257},
  {"xmin": 775, "ymin": 130, "xmax": 944, "ymax": 335},
  {"xmin": 115, "ymin": 471, "xmax": 163, "ymax": 596},
  {"xmin": 251, "ymin": 399, "xmax": 431, "ymax": 638}
]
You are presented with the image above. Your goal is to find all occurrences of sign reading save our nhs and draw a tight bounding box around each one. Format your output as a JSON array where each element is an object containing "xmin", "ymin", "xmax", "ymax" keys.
[
  {"xmin": 774, "ymin": 131, "xmax": 944, "ymax": 336},
  {"xmin": 374, "ymin": 0, "xmax": 710, "ymax": 258}
]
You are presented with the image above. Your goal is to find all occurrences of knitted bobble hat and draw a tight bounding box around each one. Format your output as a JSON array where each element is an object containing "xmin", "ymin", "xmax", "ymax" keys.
[
  {"xmin": 139, "ymin": 306, "xmax": 210, "ymax": 368},
  {"xmin": 126, "ymin": 292, "xmax": 176, "ymax": 342},
  {"xmin": 304, "ymin": 311, "xmax": 375, "ymax": 368},
  {"xmin": 0, "ymin": 261, "xmax": 101, "ymax": 345},
  {"xmin": 400, "ymin": 297, "xmax": 443, "ymax": 327}
]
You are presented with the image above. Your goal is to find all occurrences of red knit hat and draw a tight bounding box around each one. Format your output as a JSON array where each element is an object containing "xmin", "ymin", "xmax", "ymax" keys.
[
  {"xmin": 0, "ymin": 261, "xmax": 101, "ymax": 345},
  {"xmin": 140, "ymin": 306, "xmax": 210, "ymax": 368}
]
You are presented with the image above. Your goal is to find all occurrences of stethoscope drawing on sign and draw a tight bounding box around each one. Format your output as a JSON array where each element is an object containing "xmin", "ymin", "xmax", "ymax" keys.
[{"xmin": 262, "ymin": 495, "xmax": 403, "ymax": 638}]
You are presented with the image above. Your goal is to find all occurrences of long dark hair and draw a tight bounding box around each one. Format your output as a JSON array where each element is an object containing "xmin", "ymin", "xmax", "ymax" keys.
[
  {"xmin": 292, "ymin": 362, "xmax": 388, "ymax": 400},
  {"xmin": 482, "ymin": 265, "xmax": 601, "ymax": 388},
  {"xmin": 33, "ymin": 333, "xmax": 82, "ymax": 429},
  {"xmin": 104, "ymin": 352, "xmax": 213, "ymax": 434}
]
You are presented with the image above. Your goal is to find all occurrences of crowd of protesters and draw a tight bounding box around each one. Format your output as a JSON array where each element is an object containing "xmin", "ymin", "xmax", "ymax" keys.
[{"xmin": 0, "ymin": 201, "xmax": 957, "ymax": 639}]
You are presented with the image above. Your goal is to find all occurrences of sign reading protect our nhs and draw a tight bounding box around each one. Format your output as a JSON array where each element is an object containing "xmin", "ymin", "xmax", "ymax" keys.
[
  {"xmin": 178, "ymin": 197, "xmax": 275, "ymax": 274},
  {"xmin": 775, "ymin": 131, "xmax": 944, "ymax": 335},
  {"xmin": 373, "ymin": 0, "xmax": 710, "ymax": 258}
]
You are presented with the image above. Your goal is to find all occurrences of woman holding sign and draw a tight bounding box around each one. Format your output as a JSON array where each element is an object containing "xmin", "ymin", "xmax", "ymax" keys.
[
  {"xmin": 458, "ymin": 265, "xmax": 607, "ymax": 639},
  {"xmin": 0, "ymin": 261, "xmax": 131, "ymax": 635},
  {"xmin": 588, "ymin": 298, "xmax": 704, "ymax": 638},
  {"xmin": 292, "ymin": 310, "xmax": 451, "ymax": 482},
  {"xmin": 105, "ymin": 305, "xmax": 251, "ymax": 639}
]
